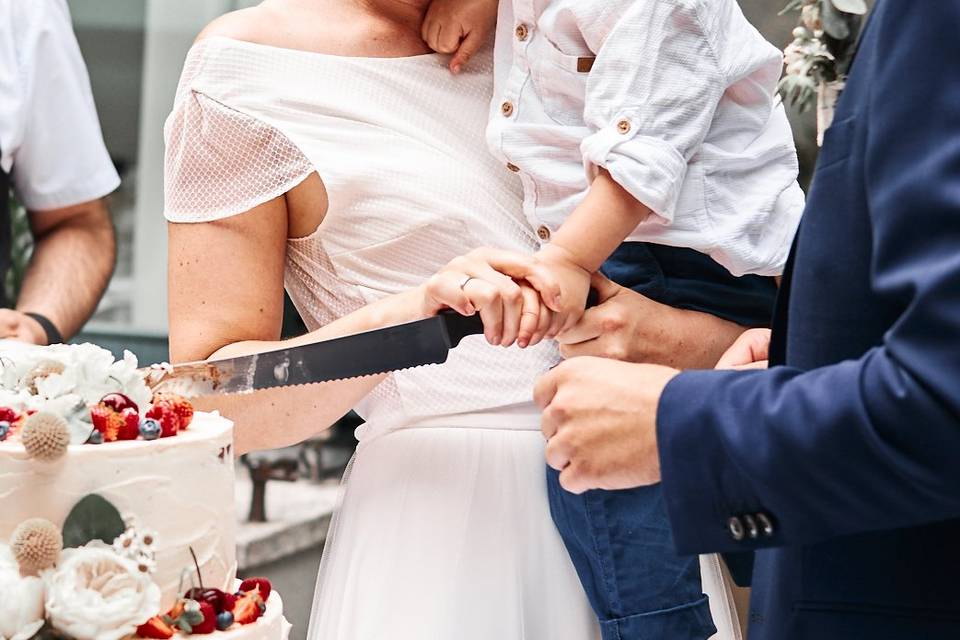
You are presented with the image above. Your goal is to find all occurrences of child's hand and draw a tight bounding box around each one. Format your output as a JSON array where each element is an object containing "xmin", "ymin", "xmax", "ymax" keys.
[
  {"xmin": 531, "ymin": 245, "xmax": 593, "ymax": 337},
  {"xmin": 421, "ymin": 0, "xmax": 498, "ymax": 74}
]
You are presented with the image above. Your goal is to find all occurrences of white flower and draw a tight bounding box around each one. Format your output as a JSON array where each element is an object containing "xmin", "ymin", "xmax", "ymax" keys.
[
  {"xmin": 44, "ymin": 543, "xmax": 161, "ymax": 640},
  {"xmin": 0, "ymin": 544, "xmax": 45, "ymax": 640},
  {"xmin": 111, "ymin": 524, "xmax": 158, "ymax": 574}
]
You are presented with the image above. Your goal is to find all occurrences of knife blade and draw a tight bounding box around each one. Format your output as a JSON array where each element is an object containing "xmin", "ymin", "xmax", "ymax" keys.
[{"xmin": 142, "ymin": 311, "xmax": 486, "ymax": 398}]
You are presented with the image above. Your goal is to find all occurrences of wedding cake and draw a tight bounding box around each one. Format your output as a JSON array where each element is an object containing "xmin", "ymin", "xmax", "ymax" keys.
[{"xmin": 0, "ymin": 342, "xmax": 290, "ymax": 640}]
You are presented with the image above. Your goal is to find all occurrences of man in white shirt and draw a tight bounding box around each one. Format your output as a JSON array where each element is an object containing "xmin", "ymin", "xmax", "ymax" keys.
[{"xmin": 0, "ymin": 0, "xmax": 119, "ymax": 345}]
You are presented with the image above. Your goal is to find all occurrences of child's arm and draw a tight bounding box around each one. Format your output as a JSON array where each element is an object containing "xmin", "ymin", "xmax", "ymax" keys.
[
  {"xmin": 531, "ymin": 170, "xmax": 652, "ymax": 333},
  {"xmin": 422, "ymin": 0, "xmax": 498, "ymax": 73},
  {"xmin": 545, "ymin": 169, "xmax": 652, "ymax": 274},
  {"xmin": 525, "ymin": 1, "xmax": 745, "ymax": 330}
]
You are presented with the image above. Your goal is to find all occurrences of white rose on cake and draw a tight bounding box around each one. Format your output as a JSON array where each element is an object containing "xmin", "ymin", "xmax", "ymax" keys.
[
  {"xmin": 44, "ymin": 543, "xmax": 161, "ymax": 640},
  {"xmin": 0, "ymin": 545, "xmax": 45, "ymax": 640}
]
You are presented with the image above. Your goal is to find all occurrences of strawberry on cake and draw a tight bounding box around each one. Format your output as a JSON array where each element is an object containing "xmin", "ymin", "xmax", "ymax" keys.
[{"xmin": 0, "ymin": 343, "xmax": 290, "ymax": 639}]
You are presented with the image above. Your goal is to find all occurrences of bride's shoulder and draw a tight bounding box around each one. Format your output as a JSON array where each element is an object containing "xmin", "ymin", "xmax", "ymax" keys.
[{"xmin": 194, "ymin": 4, "xmax": 286, "ymax": 47}]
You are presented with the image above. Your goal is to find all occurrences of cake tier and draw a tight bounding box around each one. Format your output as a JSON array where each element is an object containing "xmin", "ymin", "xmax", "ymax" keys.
[{"xmin": 0, "ymin": 411, "xmax": 237, "ymax": 609}]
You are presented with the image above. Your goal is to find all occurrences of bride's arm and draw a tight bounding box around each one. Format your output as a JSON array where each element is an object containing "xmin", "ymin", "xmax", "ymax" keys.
[
  {"xmin": 168, "ymin": 185, "xmax": 554, "ymax": 454},
  {"xmin": 169, "ymin": 190, "xmax": 430, "ymax": 454}
]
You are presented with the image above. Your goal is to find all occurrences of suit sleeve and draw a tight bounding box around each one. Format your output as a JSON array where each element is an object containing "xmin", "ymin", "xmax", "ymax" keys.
[{"xmin": 656, "ymin": 0, "xmax": 960, "ymax": 555}]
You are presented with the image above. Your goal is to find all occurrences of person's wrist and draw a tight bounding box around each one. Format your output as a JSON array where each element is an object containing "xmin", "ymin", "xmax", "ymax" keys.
[
  {"xmin": 669, "ymin": 307, "xmax": 745, "ymax": 370},
  {"xmin": 535, "ymin": 243, "xmax": 584, "ymax": 272},
  {"xmin": 19, "ymin": 312, "xmax": 53, "ymax": 346},
  {"xmin": 406, "ymin": 284, "xmax": 437, "ymax": 322}
]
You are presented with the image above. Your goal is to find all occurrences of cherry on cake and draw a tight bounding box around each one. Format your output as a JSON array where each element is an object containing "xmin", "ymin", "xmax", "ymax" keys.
[{"xmin": 0, "ymin": 343, "xmax": 290, "ymax": 639}]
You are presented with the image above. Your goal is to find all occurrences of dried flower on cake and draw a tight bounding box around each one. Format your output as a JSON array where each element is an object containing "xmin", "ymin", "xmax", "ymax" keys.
[
  {"xmin": 11, "ymin": 517, "xmax": 62, "ymax": 576},
  {"xmin": 20, "ymin": 412, "xmax": 70, "ymax": 461}
]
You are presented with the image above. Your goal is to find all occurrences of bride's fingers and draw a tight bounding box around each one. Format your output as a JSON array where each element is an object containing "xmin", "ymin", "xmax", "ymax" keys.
[
  {"xmin": 423, "ymin": 272, "xmax": 476, "ymax": 316},
  {"xmin": 497, "ymin": 277, "xmax": 524, "ymax": 347},
  {"xmin": 517, "ymin": 286, "xmax": 541, "ymax": 348},
  {"xmin": 463, "ymin": 278, "xmax": 504, "ymax": 345}
]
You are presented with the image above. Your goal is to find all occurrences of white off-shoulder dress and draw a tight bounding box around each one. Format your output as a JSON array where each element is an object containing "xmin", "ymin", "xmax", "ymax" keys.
[{"xmin": 164, "ymin": 37, "xmax": 740, "ymax": 640}]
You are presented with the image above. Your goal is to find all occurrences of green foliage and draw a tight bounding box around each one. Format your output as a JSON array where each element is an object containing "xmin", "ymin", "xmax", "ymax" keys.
[
  {"xmin": 778, "ymin": 0, "xmax": 867, "ymax": 112},
  {"xmin": 61, "ymin": 493, "xmax": 126, "ymax": 548}
]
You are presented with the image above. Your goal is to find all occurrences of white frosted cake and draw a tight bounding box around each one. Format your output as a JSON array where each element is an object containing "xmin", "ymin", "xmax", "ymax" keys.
[{"xmin": 0, "ymin": 343, "xmax": 290, "ymax": 640}]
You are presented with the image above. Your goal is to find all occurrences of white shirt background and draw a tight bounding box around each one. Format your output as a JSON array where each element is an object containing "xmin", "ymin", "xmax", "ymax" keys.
[
  {"xmin": 0, "ymin": 0, "xmax": 119, "ymax": 210},
  {"xmin": 487, "ymin": 0, "xmax": 805, "ymax": 277}
]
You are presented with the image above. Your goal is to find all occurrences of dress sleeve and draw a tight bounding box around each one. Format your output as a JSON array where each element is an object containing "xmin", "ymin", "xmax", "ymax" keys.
[
  {"xmin": 163, "ymin": 46, "xmax": 314, "ymax": 223},
  {"xmin": 577, "ymin": 0, "xmax": 763, "ymax": 223}
]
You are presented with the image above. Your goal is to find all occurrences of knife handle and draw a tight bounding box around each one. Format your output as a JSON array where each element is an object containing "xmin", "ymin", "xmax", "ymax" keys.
[{"xmin": 442, "ymin": 287, "xmax": 601, "ymax": 347}]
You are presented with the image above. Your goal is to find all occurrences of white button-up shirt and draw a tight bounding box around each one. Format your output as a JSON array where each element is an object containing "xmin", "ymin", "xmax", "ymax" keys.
[
  {"xmin": 486, "ymin": 0, "xmax": 805, "ymax": 276},
  {"xmin": 0, "ymin": 0, "xmax": 119, "ymax": 210}
]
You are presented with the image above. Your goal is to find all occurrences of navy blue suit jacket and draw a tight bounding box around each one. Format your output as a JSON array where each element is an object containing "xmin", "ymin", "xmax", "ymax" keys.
[{"xmin": 656, "ymin": 2, "xmax": 960, "ymax": 638}]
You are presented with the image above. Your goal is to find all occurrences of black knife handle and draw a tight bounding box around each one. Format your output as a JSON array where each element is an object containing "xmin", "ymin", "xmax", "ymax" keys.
[
  {"xmin": 441, "ymin": 287, "xmax": 601, "ymax": 347},
  {"xmin": 440, "ymin": 310, "xmax": 485, "ymax": 346}
]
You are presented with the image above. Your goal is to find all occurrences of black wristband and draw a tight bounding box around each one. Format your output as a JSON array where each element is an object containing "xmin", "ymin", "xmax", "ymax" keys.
[{"xmin": 24, "ymin": 312, "xmax": 64, "ymax": 345}]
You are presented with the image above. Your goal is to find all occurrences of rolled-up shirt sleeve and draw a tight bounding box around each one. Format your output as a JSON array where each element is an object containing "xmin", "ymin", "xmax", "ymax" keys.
[
  {"xmin": 579, "ymin": 0, "xmax": 727, "ymax": 223},
  {"xmin": 11, "ymin": 0, "xmax": 119, "ymax": 211}
]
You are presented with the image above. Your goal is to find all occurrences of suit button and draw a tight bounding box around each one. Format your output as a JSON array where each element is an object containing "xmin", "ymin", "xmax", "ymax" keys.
[
  {"xmin": 506, "ymin": 162, "xmax": 520, "ymax": 173},
  {"xmin": 727, "ymin": 516, "xmax": 745, "ymax": 541},
  {"xmin": 756, "ymin": 512, "xmax": 775, "ymax": 537},
  {"xmin": 501, "ymin": 101, "xmax": 514, "ymax": 117},
  {"xmin": 515, "ymin": 23, "xmax": 529, "ymax": 41},
  {"xmin": 743, "ymin": 514, "xmax": 759, "ymax": 539},
  {"xmin": 537, "ymin": 225, "xmax": 551, "ymax": 241}
]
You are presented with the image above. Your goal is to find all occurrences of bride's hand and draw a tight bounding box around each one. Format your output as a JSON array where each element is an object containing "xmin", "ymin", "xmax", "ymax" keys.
[
  {"xmin": 715, "ymin": 328, "xmax": 771, "ymax": 370},
  {"xmin": 421, "ymin": 248, "xmax": 559, "ymax": 348}
]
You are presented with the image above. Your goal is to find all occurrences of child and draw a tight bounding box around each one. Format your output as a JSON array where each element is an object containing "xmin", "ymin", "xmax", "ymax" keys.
[{"xmin": 423, "ymin": 1, "xmax": 804, "ymax": 639}]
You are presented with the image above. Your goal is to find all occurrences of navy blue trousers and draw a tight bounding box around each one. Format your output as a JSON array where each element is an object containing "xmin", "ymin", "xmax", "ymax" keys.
[{"xmin": 547, "ymin": 242, "xmax": 776, "ymax": 640}]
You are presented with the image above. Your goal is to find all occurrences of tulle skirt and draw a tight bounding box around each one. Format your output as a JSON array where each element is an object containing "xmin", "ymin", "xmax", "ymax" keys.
[{"xmin": 306, "ymin": 407, "xmax": 741, "ymax": 640}]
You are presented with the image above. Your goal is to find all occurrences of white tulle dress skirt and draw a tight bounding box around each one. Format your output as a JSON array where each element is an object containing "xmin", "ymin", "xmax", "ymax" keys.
[{"xmin": 305, "ymin": 406, "xmax": 742, "ymax": 640}]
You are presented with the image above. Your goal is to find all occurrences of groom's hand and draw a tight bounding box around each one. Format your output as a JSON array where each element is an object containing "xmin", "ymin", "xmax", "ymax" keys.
[
  {"xmin": 534, "ymin": 357, "xmax": 678, "ymax": 494},
  {"xmin": 557, "ymin": 273, "xmax": 747, "ymax": 369}
]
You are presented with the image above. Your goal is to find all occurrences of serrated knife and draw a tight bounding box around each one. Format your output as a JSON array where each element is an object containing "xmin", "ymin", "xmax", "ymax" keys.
[{"xmin": 142, "ymin": 311, "xmax": 486, "ymax": 398}]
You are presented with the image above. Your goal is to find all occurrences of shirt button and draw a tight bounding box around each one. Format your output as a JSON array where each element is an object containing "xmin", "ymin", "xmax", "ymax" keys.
[
  {"xmin": 501, "ymin": 101, "xmax": 514, "ymax": 118},
  {"xmin": 515, "ymin": 23, "xmax": 529, "ymax": 41},
  {"xmin": 727, "ymin": 516, "xmax": 746, "ymax": 542},
  {"xmin": 536, "ymin": 225, "xmax": 551, "ymax": 241},
  {"xmin": 506, "ymin": 162, "xmax": 520, "ymax": 173},
  {"xmin": 617, "ymin": 119, "xmax": 632, "ymax": 134}
]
